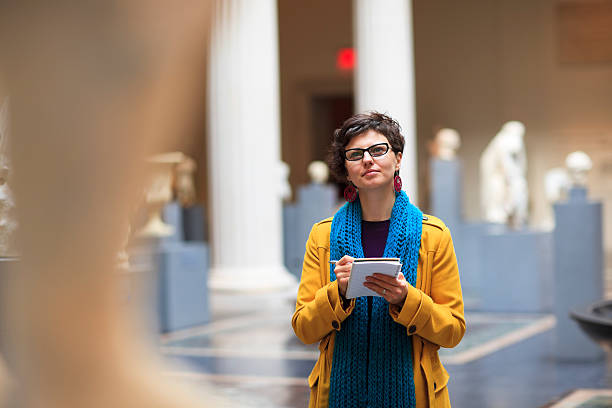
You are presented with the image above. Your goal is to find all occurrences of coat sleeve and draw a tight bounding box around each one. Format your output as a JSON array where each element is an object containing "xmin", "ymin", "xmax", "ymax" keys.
[
  {"xmin": 389, "ymin": 226, "xmax": 465, "ymax": 348},
  {"xmin": 292, "ymin": 223, "xmax": 355, "ymax": 345}
]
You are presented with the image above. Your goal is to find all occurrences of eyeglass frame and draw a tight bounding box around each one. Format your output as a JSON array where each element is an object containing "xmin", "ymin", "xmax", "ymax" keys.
[{"xmin": 343, "ymin": 142, "xmax": 391, "ymax": 161}]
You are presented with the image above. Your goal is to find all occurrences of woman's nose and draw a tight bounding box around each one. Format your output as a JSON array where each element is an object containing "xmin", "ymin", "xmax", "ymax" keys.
[{"xmin": 362, "ymin": 151, "xmax": 374, "ymax": 163}]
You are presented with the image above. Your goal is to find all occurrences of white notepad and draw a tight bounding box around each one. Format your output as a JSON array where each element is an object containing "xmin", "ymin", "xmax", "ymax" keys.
[{"xmin": 344, "ymin": 257, "xmax": 402, "ymax": 299}]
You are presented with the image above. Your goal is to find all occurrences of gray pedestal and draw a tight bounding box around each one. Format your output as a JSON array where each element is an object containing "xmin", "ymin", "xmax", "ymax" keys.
[
  {"xmin": 162, "ymin": 201, "xmax": 183, "ymax": 243},
  {"xmin": 430, "ymin": 158, "xmax": 463, "ymax": 233},
  {"xmin": 283, "ymin": 204, "xmax": 301, "ymax": 278},
  {"xmin": 283, "ymin": 183, "xmax": 337, "ymax": 278},
  {"xmin": 430, "ymin": 159, "xmax": 484, "ymax": 304},
  {"xmin": 480, "ymin": 227, "xmax": 553, "ymax": 313},
  {"xmin": 452, "ymin": 222, "xmax": 488, "ymax": 307},
  {"xmin": 553, "ymin": 187, "xmax": 604, "ymax": 360},
  {"xmin": 130, "ymin": 240, "xmax": 210, "ymax": 333},
  {"xmin": 183, "ymin": 205, "xmax": 207, "ymax": 242}
]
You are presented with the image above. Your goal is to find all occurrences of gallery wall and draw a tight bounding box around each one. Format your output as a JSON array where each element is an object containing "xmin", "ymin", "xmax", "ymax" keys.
[{"xmin": 413, "ymin": 0, "xmax": 612, "ymax": 253}]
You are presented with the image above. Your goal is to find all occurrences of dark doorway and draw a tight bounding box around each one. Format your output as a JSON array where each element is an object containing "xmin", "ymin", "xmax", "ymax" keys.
[{"xmin": 310, "ymin": 94, "xmax": 353, "ymax": 197}]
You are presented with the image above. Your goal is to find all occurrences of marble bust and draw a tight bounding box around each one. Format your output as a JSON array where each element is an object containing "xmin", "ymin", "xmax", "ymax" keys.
[
  {"xmin": 565, "ymin": 150, "xmax": 592, "ymax": 187},
  {"xmin": 308, "ymin": 160, "xmax": 330, "ymax": 184},
  {"xmin": 480, "ymin": 121, "xmax": 528, "ymax": 227},
  {"xmin": 432, "ymin": 128, "xmax": 461, "ymax": 161},
  {"xmin": 0, "ymin": 98, "xmax": 17, "ymax": 256}
]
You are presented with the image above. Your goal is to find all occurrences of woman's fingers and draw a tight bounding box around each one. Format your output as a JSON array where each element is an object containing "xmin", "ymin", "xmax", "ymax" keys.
[
  {"xmin": 363, "ymin": 273, "xmax": 408, "ymax": 305},
  {"xmin": 336, "ymin": 255, "xmax": 354, "ymax": 266}
]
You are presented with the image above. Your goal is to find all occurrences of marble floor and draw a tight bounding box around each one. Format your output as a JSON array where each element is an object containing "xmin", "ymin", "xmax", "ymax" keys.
[{"xmin": 159, "ymin": 290, "xmax": 612, "ymax": 408}]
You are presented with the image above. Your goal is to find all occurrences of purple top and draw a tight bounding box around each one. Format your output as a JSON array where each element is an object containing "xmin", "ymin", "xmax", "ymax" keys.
[{"xmin": 361, "ymin": 219, "xmax": 391, "ymax": 258}]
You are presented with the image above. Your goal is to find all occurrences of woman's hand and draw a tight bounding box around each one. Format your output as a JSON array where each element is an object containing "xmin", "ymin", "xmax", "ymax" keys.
[
  {"xmin": 364, "ymin": 272, "xmax": 408, "ymax": 306},
  {"xmin": 334, "ymin": 255, "xmax": 354, "ymax": 297}
]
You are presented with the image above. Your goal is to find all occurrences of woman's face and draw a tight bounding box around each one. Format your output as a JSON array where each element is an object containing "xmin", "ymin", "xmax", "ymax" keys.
[{"xmin": 344, "ymin": 130, "xmax": 402, "ymax": 193}]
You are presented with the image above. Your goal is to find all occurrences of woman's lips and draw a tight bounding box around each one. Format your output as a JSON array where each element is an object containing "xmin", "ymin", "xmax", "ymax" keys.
[{"xmin": 363, "ymin": 169, "xmax": 379, "ymax": 176}]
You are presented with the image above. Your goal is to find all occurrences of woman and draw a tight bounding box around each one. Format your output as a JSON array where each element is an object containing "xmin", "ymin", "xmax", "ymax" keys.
[{"xmin": 292, "ymin": 112, "xmax": 465, "ymax": 408}]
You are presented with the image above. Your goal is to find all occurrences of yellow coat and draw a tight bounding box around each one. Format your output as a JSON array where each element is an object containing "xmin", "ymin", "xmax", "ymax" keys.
[{"xmin": 291, "ymin": 215, "xmax": 465, "ymax": 408}]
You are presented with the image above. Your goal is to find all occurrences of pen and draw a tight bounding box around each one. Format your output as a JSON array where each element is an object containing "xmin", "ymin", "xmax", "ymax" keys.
[{"xmin": 329, "ymin": 260, "xmax": 339, "ymax": 264}]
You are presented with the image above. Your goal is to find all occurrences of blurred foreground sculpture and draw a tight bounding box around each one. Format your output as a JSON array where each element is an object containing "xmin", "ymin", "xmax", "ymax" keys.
[
  {"xmin": 0, "ymin": 2, "xmax": 227, "ymax": 407},
  {"xmin": 0, "ymin": 98, "xmax": 17, "ymax": 256},
  {"xmin": 480, "ymin": 121, "xmax": 528, "ymax": 227}
]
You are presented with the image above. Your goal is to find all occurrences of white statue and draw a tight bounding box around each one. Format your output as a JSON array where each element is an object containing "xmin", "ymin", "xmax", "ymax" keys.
[
  {"xmin": 278, "ymin": 161, "xmax": 292, "ymax": 202},
  {"xmin": 542, "ymin": 151, "xmax": 593, "ymax": 229},
  {"xmin": 480, "ymin": 121, "xmax": 528, "ymax": 227},
  {"xmin": 432, "ymin": 128, "xmax": 461, "ymax": 161},
  {"xmin": 544, "ymin": 167, "xmax": 570, "ymax": 204},
  {"xmin": 0, "ymin": 98, "xmax": 17, "ymax": 256},
  {"xmin": 308, "ymin": 160, "xmax": 329, "ymax": 184},
  {"xmin": 544, "ymin": 151, "xmax": 593, "ymax": 204},
  {"xmin": 565, "ymin": 150, "xmax": 592, "ymax": 187}
]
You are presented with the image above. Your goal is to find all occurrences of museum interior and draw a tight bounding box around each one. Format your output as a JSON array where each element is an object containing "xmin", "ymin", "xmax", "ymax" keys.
[{"xmin": 1, "ymin": 0, "xmax": 612, "ymax": 407}]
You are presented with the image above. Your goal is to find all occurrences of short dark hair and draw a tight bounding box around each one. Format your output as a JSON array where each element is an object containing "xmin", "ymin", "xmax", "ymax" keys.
[{"xmin": 327, "ymin": 111, "xmax": 405, "ymax": 182}]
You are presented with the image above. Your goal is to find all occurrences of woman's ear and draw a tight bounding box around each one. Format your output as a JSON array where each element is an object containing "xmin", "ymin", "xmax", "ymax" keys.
[{"xmin": 395, "ymin": 151, "xmax": 402, "ymax": 171}]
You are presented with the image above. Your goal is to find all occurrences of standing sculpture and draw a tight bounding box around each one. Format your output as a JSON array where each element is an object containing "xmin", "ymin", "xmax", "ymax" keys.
[
  {"xmin": 480, "ymin": 121, "xmax": 528, "ymax": 228},
  {"xmin": 0, "ymin": 98, "xmax": 17, "ymax": 256}
]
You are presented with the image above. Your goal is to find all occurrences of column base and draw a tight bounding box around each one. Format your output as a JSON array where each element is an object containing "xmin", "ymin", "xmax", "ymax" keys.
[{"xmin": 208, "ymin": 265, "xmax": 297, "ymax": 293}]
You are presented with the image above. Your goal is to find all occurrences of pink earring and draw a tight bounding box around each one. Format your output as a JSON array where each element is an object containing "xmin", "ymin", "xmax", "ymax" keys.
[
  {"xmin": 344, "ymin": 183, "xmax": 358, "ymax": 202},
  {"xmin": 394, "ymin": 173, "xmax": 402, "ymax": 192}
]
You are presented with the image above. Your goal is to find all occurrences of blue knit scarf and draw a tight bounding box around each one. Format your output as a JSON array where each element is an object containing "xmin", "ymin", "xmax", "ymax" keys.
[{"xmin": 328, "ymin": 190, "xmax": 422, "ymax": 408}]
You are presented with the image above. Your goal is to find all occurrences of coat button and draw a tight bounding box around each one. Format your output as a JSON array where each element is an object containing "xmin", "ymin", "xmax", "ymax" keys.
[
  {"xmin": 408, "ymin": 325, "xmax": 416, "ymax": 334},
  {"xmin": 332, "ymin": 321, "xmax": 339, "ymax": 329}
]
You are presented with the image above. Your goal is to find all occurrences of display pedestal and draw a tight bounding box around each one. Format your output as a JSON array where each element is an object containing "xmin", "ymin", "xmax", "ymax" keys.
[
  {"xmin": 480, "ymin": 227, "xmax": 553, "ymax": 313},
  {"xmin": 430, "ymin": 158, "xmax": 462, "ymax": 232},
  {"xmin": 283, "ymin": 183, "xmax": 337, "ymax": 277},
  {"xmin": 131, "ymin": 201, "xmax": 210, "ymax": 333},
  {"xmin": 130, "ymin": 239, "xmax": 210, "ymax": 333},
  {"xmin": 553, "ymin": 187, "xmax": 604, "ymax": 360}
]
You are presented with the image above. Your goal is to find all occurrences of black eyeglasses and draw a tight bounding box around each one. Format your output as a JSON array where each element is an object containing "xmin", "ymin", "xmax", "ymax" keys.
[{"xmin": 344, "ymin": 143, "xmax": 390, "ymax": 161}]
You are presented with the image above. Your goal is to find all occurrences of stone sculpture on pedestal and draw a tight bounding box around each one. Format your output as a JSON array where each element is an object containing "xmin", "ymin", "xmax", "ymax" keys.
[
  {"xmin": 0, "ymin": 98, "xmax": 17, "ymax": 256},
  {"xmin": 283, "ymin": 161, "xmax": 338, "ymax": 277},
  {"xmin": 552, "ymin": 150, "xmax": 603, "ymax": 360},
  {"xmin": 544, "ymin": 151, "xmax": 593, "ymax": 229},
  {"xmin": 480, "ymin": 121, "xmax": 528, "ymax": 228}
]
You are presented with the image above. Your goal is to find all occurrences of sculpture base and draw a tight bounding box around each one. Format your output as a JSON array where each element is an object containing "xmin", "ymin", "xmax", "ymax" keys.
[
  {"xmin": 480, "ymin": 227, "xmax": 553, "ymax": 313},
  {"xmin": 208, "ymin": 265, "xmax": 297, "ymax": 293}
]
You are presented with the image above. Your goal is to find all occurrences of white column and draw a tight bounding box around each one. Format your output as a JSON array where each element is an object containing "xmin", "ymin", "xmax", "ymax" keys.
[
  {"xmin": 354, "ymin": 0, "xmax": 418, "ymax": 203},
  {"xmin": 207, "ymin": 0, "xmax": 296, "ymax": 292}
]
